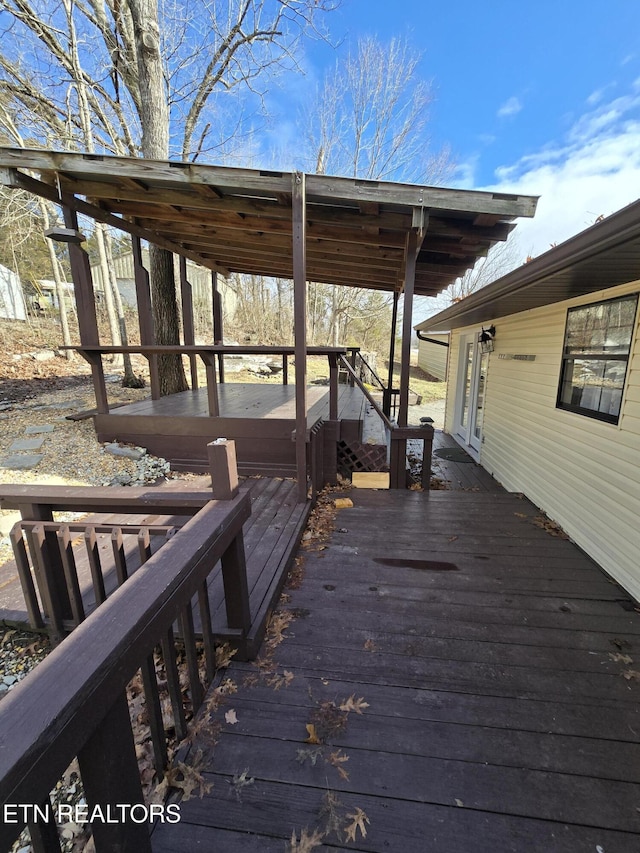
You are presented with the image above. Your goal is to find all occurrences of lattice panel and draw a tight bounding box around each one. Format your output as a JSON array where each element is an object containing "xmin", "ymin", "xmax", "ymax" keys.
[{"xmin": 337, "ymin": 440, "xmax": 387, "ymax": 475}]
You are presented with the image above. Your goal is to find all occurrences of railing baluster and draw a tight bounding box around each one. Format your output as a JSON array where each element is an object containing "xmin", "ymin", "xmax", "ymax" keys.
[
  {"xmin": 10, "ymin": 526, "xmax": 44, "ymax": 629},
  {"xmin": 140, "ymin": 655, "xmax": 168, "ymax": 778},
  {"xmin": 220, "ymin": 530, "xmax": 251, "ymax": 636},
  {"xmin": 111, "ymin": 527, "xmax": 129, "ymax": 585},
  {"xmin": 138, "ymin": 527, "xmax": 152, "ymax": 566},
  {"xmin": 85, "ymin": 527, "xmax": 107, "ymax": 606},
  {"xmin": 178, "ymin": 603, "xmax": 204, "ymax": 713},
  {"xmin": 197, "ymin": 581, "xmax": 216, "ymax": 684},
  {"xmin": 160, "ymin": 627, "xmax": 188, "ymax": 741},
  {"xmin": 56, "ymin": 525, "xmax": 85, "ymax": 625},
  {"xmin": 27, "ymin": 796, "xmax": 61, "ymax": 853},
  {"xmin": 30, "ymin": 524, "xmax": 65, "ymax": 643}
]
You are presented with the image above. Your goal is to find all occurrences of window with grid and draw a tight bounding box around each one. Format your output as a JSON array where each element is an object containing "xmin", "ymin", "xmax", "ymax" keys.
[{"xmin": 557, "ymin": 293, "xmax": 638, "ymax": 424}]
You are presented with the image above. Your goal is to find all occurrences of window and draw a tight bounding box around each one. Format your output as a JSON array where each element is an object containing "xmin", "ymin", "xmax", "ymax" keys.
[{"xmin": 557, "ymin": 294, "xmax": 638, "ymax": 424}]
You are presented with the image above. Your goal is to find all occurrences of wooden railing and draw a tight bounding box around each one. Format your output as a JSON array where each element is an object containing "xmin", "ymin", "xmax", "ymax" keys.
[
  {"xmin": 65, "ymin": 344, "xmax": 348, "ymax": 417},
  {"xmin": 336, "ymin": 354, "xmax": 434, "ymax": 489},
  {"xmin": 0, "ymin": 481, "xmax": 251, "ymax": 853}
]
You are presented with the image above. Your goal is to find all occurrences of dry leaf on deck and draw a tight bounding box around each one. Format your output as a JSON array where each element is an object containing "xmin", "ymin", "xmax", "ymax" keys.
[
  {"xmin": 328, "ymin": 749, "xmax": 350, "ymax": 781},
  {"xmin": 344, "ymin": 807, "xmax": 370, "ymax": 842},
  {"xmin": 339, "ymin": 694, "xmax": 369, "ymax": 714},
  {"xmin": 622, "ymin": 669, "xmax": 640, "ymax": 681},
  {"xmin": 289, "ymin": 827, "xmax": 325, "ymax": 852},
  {"xmin": 304, "ymin": 723, "xmax": 321, "ymax": 744},
  {"xmin": 609, "ymin": 652, "xmax": 633, "ymax": 665},
  {"xmin": 225, "ymin": 709, "xmax": 239, "ymax": 725}
]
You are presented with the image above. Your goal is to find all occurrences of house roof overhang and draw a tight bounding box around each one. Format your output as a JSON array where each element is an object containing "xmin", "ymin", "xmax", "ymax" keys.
[
  {"xmin": 416, "ymin": 197, "xmax": 640, "ymax": 332},
  {"xmin": 0, "ymin": 147, "xmax": 538, "ymax": 297}
]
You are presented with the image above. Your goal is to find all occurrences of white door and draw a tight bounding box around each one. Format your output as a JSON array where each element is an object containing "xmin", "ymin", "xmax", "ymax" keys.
[{"xmin": 454, "ymin": 332, "xmax": 489, "ymax": 454}]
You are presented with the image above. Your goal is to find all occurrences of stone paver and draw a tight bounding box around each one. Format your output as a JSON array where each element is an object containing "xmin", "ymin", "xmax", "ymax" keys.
[
  {"xmin": 24, "ymin": 424, "xmax": 55, "ymax": 435},
  {"xmin": 0, "ymin": 454, "xmax": 43, "ymax": 471},
  {"xmin": 103, "ymin": 442, "xmax": 146, "ymax": 461},
  {"xmin": 8, "ymin": 436, "xmax": 46, "ymax": 453}
]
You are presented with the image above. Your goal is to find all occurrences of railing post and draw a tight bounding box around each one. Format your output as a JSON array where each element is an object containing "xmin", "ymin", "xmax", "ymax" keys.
[
  {"xmin": 328, "ymin": 353, "xmax": 339, "ymax": 420},
  {"xmin": 77, "ymin": 691, "xmax": 152, "ymax": 853},
  {"xmin": 207, "ymin": 438, "xmax": 239, "ymax": 500},
  {"xmin": 200, "ymin": 353, "xmax": 220, "ymax": 416}
]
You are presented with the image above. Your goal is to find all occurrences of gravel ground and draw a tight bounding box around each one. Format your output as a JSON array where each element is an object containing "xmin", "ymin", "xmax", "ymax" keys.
[{"xmin": 0, "ymin": 377, "xmax": 175, "ymax": 566}]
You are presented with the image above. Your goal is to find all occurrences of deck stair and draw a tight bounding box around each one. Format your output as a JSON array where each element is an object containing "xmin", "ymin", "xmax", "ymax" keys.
[{"xmin": 337, "ymin": 437, "xmax": 387, "ymax": 476}]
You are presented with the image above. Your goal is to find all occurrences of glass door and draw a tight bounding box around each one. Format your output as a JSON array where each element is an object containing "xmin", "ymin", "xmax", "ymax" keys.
[{"xmin": 455, "ymin": 332, "xmax": 488, "ymax": 454}]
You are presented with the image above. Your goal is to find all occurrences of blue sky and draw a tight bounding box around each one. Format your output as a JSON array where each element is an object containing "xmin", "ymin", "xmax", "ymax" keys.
[{"xmin": 273, "ymin": 0, "xmax": 640, "ymax": 261}]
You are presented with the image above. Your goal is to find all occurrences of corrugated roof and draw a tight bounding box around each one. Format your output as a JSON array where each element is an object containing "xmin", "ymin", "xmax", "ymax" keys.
[{"xmin": 0, "ymin": 147, "xmax": 537, "ymax": 297}]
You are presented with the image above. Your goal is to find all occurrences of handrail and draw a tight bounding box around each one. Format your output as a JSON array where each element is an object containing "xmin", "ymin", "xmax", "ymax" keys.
[
  {"xmin": 337, "ymin": 354, "xmax": 394, "ymax": 431},
  {"xmin": 353, "ymin": 350, "xmax": 386, "ymax": 392},
  {"xmin": 62, "ymin": 344, "xmax": 348, "ymax": 356},
  {"xmin": 0, "ymin": 491, "xmax": 251, "ymax": 853}
]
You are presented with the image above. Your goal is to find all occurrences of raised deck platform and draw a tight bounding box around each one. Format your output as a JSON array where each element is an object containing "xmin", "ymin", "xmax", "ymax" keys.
[
  {"xmin": 152, "ymin": 488, "xmax": 640, "ymax": 852},
  {"xmin": 94, "ymin": 383, "xmax": 368, "ymax": 476}
]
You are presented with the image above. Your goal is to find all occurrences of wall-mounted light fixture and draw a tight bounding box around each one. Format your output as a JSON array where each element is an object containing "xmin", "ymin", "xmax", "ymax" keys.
[{"xmin": 479, "ymin": 325, "xmax": 496, "ymax": 353}]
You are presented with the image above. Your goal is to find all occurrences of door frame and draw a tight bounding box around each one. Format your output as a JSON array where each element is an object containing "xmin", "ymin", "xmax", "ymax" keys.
[{"xmin": 453, "ymin": 330, "xmax": 487, "ymax": 459}]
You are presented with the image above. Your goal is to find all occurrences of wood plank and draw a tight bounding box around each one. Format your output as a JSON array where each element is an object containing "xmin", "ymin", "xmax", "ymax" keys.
[{"xmin": 155, "ymin": 776, "xmax": 639, "ymax": 853}]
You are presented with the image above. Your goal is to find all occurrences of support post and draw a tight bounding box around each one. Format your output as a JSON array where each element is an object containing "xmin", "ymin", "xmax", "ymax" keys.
[
  {"xmin": 328, "ymin": 353, "xmax": 339, "ymax": 420},
  {"xmin": 132, "ymin": 236, "xmax": 160, "ymax": 399},
  {"xmin": 384, "ymin": 291, "xmax": 400, "ymax": 418},
  {"xmin": 207, "ymin": 439, "xmax": 239, "ymax": 500},
  {"xmin": 292, "ymin": 173, "xmax": 308, "ymax": 503},
  {"xmin": 77, "ymin": 692, "xmax": 152, "ymax": 853},
  {"xmin": 212, "ymin": 272, "xmax": 225, "ymax": 383},
  {"xmin": 179, "ymin": 256, "xmax": 199, "ymax": 389},
  {"xmin": 398, "ymin": 231, "xmax": 419, "ymax": 428},
  {"xmin": 200, "ymin": 353, "xmax": 220, "ymax": 416},
  {"xmin": 62, "ymin": 206, "xmax": 108, "ymax": 413}
]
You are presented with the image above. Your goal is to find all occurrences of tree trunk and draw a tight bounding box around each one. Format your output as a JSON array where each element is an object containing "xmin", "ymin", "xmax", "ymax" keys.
[
  {"xmin": 150, "ymin": 244, "xmax": 188, "ymax": 395},
  {"xmin": 130, "ymin": 0, "xmax": 187, "ymax": 395},
  {"xmin": 41, "ymin": 202, "xmax": 73, "ymax": 358},
  {"xmin": 103, "ymin": 227, "xmax": 142, "ymax": 387}
]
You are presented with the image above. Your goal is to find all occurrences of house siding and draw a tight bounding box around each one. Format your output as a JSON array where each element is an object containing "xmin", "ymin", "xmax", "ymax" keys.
[
  {"xmin": 447, "ymin": 281, "xmax": 640, "ymax": 600},
  {"xmin": 417, "ymin": 334, "xmax": 449, "ymax": 381}
]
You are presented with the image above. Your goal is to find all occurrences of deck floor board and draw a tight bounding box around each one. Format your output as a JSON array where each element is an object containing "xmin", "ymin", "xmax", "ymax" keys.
[{"xmin": 152, "ymin": 488, "xmax": 640, "ymax": 851}]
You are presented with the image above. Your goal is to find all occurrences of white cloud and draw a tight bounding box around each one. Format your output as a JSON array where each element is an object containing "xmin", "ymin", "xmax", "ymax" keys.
[
  {"xmin": 486, "ymin": 87, "xmax": 640, "ymax": 259},
  {"xmin": 497, "ymin": 96, "xmax": 523, "ymax": 118}
]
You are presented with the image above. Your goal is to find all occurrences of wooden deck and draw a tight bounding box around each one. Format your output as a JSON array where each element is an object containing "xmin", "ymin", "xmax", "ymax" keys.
[
  {"xmin": 94, "ymin": 383, "xmax": 367, "ymax": 476},
  {"xmin": 430, "ymin": 430, "xmax": 503, "ymax": 491},
  {"xmin": 152, "ymin": 488, "xmax": 640, "ymax": 852},
  {"xmin": 0, "ymin": 478, "xmax": 310, "ymax": 658}
]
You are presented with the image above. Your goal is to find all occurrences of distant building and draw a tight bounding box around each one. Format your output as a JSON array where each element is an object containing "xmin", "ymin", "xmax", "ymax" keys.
[{"xmin": 0, "ymin": 263, "xmax": 27, "ymax": 320}]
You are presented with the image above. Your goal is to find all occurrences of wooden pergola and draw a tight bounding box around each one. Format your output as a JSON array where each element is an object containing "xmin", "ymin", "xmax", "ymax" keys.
[{"xmin": 0, "ymin": 148, "xmax": 538, "ymax": 498}]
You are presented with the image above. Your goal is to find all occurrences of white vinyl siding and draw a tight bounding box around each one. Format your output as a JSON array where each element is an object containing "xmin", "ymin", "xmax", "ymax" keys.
[
  {"xmin": 417, "ymin": 334, "xmax": 449, "ymax": 381},
  {"xmin": 446, "ymin": 280, "xmax": 640, "ymax": 600}
]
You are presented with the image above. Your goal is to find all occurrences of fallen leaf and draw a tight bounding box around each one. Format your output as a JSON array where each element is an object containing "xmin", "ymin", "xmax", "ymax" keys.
[
  {"xmin": 296, "ymin": 746, "xmax": 322, "ymax": 766},
  {"xmin": 622, "ymin": 669, "xmax": 640, "ymax": 681},
  {"xmin": 288, "ymin": 827, "xmax": 325, "ymax": 852},
  {"xmin": 225, "ymin": 709, "xmax": 238, "ymax": 725},
  {"xmin": 319, "ymin": 790, "xmax": 344, "ymax": 838},
  {"xmin": 609, "ymin": 652, "xmax": 633, "ymax": 665},
  {"xmin": 328, "ymin": 749, "xmax": 350, "ymax": 781},
  {"xmin": 305, "ymin": 723, "xmax": 321, "ymax": 744},
  {"xmin": 455, "ymin": 798, "xmax": 464, "ymax": 807},
  {"xmin": 231, "ymin": 769, "xmax": 254, "ymax": 792},
  {"xmin": 339, "ymin": 694, "xmax": 369, "ymax": 714},
  {"xmin": 514, "ymin": 512, "xmax": 528, "ymax": 518},
  {"xmin": 215, "ymin": 643, "xmax": 238, "ymax": 670},
  {"xmin": 344, "ymin": 807, "xmax": 370, "ymax": 842},
  {"xmin": 447, "ymin": 535, "xmax": 458, "ymax": 542},
  {"xmin": 363, "ymin": 638, "xmax": 376, "ymax": 652}
]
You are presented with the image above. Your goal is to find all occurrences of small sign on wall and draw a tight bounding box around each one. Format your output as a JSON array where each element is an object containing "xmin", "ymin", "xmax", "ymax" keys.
[{"xmin": 498, "ymin": 354, "xmax": 536, "ymax": 361}]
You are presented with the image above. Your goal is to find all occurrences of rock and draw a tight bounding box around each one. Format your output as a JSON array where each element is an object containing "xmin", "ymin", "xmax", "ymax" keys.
[
  {"xmin": 31, "ymin": 349, "xmax": 56, "ymax": 362},
  {"xmin": 3, "ymin": 674, "xmax": 17, "ymax": 686},
  {"xmin": 103, "ymin": 443, "xmax": 146, "ymax": 461}
]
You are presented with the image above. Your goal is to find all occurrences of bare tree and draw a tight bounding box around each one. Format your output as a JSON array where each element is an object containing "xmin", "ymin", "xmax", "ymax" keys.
[
  {"xmin": 303, "ymin": 35, "xmax": 454, "ymax": 352},
  {"xmin": 0, "ymin": 0, "xmax": 337, "ymax": 392},
  {"xmin": 305, "ymin": 36, "xmax": 452, "ymax": 184}
]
